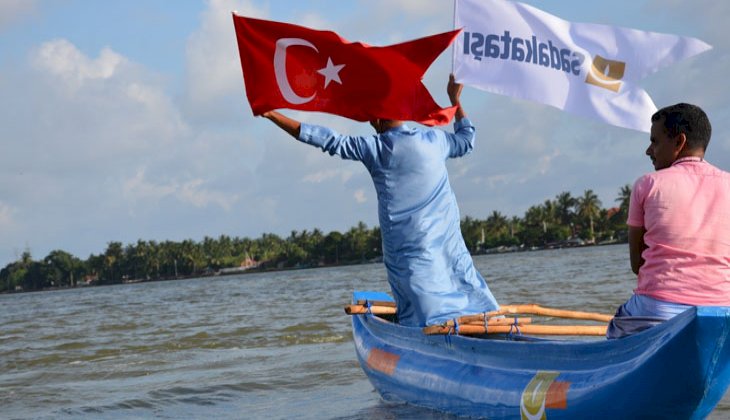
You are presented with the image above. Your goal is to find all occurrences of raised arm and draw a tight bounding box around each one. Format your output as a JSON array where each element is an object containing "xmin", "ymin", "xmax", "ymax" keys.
[
  {"xmin": 448, "ymin": 73, "xmax": 466, "ymax": 121},
  {"xmin": 261, "ymin": 110, "xmax": 374, "ymax": 165},
  {"xmin": 444, "ymin": 74, "xmax": 475, "ymax": 158},
  {"xmin": 262, "ymin": 110, "xmax": 301, "ymax": 138}
]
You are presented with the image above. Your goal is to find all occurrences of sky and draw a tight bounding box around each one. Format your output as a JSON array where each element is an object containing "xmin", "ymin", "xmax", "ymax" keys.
[{"xmin": 1, "ymin": 0, "xmax": 728, "ymax": 267}]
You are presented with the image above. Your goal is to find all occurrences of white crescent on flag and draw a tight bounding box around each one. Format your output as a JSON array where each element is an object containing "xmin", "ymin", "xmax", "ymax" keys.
[
  {"xmin": 274, "ymin": 38, "xmax": 318, "ymax": 104},
  {"xmin": 273, "ymin": 38, "xmax": 346, "ymax": 104}
]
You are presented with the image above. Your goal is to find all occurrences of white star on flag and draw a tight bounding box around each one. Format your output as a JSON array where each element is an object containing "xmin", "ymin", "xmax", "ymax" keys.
[{"xmin": 317, "ymin": 57, "xmax": 345, "ymax": 88}]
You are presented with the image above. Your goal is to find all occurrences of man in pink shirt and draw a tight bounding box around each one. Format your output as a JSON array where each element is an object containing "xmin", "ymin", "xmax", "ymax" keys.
[{"xmin": 607, "ymin": 103, "xmax": 730, "ymax": 339}]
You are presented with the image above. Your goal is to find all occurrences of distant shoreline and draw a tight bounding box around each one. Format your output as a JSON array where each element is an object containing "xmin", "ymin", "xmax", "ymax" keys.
[{"xmin": 0, "ymin": 240, "xmax": 625, "ymax": 296}]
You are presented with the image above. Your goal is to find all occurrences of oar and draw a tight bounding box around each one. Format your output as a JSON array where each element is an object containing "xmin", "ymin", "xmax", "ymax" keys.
[
  {"xmin": 354, "ymin": 299, "xmax": 396, "ymax": 308},
  {"xmin": 424, "ymin": 324, "xmax": 607, "ymax": 336},
  {"xmin": 453, "ymin": 304, "xmax": 613, "ymax": 324},
  {"xmin": 345, "ymin": 304, "xmax": 396, "ymax": 315}
]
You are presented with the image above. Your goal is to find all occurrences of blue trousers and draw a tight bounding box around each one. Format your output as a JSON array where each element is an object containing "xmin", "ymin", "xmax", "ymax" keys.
[{"xmin": 606, "ymin": 294, "xmax": 693, "ymax": 339}]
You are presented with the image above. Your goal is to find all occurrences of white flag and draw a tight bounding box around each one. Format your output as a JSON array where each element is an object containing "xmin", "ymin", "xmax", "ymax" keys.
[{"xmin": 453, "ymin": 0, "xmax": 712, "ymax": 132}]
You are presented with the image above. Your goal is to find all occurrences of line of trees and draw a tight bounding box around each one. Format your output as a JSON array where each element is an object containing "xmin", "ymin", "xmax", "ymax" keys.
[{"xmin": 0, "ymin": 186, "xmax": 631, "ymax": 293}]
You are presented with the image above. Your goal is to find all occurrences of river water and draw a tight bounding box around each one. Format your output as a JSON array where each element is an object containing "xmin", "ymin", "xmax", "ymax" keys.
[{"xmin": 2, "ymin": 244, "xmax": 728, "ymax": 419}]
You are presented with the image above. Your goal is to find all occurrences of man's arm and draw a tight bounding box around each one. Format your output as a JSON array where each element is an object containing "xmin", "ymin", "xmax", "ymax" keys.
[
  {"xmin": 628, "ymin": 225, "xmax": 647, "ymax": 275},
  {"xmin": 262, "ymin": 111, "xmax": 301, "ymax": 138},
  {"xmin": 262, "ymin": 110, "xmax": 371, "ymax": 164},
  {"xmin": 447, "ymin": 73, "xmax": 466, "ymax": 121},
  {"xmin": 443, "ymin": 73, "xmax": 475, "ymax": 158}
]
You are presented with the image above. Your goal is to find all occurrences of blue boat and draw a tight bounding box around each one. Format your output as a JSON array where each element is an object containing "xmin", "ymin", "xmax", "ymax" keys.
[{"xmin": 351, "ymin": 291, "xmax": 730, "ymax": 419}]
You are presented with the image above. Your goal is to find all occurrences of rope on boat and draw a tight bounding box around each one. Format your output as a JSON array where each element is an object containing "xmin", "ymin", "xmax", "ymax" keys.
[{"xmin": 508, "ymin": 317, "xmax": 522, "ymax": 337}]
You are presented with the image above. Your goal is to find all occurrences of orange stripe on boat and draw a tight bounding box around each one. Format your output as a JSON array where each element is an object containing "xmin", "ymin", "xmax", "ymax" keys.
[
  {"xmin": 367, "ymin": 348, "xmax": 400, "ymax": 375},
  {"xmin": 545, "ymin": 380, "xmax": 570, "ymax": 409}
]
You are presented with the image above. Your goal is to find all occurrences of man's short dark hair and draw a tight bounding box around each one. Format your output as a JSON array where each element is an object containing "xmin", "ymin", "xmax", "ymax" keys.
[{"xmin": 651, "ymin": 103, "xmax": 712, "ymax": 151}]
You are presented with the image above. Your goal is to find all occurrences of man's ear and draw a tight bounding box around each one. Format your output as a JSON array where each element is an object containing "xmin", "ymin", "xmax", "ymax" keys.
[{"xmin": 674, "ymin": 133, "xmax": 688, "ymax": 153}]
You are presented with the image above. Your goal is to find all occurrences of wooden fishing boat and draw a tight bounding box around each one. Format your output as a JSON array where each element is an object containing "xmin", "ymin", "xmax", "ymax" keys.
[{"xmin": 349, "ymin": 291, "xmax": 730, "ymax": 419}]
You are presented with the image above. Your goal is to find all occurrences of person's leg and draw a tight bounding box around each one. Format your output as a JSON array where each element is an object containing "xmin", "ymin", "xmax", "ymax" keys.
[{"xmin": 606, "ymin": 294, "xmax": 691, "ymax": 339}]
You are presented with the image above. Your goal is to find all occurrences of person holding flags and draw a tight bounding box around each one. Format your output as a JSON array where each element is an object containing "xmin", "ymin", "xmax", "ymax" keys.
[
  {"xmin": 260, "ymin": 75, "xmax": 500, "ymax": 327},
  {"xmin": 607, "ymin": 104, "xmax": 730, "ymax": 339},
  {"xmin": 232, "ymin": 15, "xmax": 499, "ymax": 327}
]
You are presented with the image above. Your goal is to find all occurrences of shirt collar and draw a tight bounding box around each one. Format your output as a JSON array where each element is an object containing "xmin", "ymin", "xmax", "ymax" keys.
[
  {"xmin": 382, "ymin": 124, "xmax": 412, "ymax": 135},
  {"xmin": 672, "ymin": 156, "xmax": 704, "ymax": 166}
]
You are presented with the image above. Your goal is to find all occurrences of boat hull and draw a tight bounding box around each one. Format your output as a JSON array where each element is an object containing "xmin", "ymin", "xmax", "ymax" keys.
[{"xmin": 351, "ymin": 291, "xmax": 730, "ymax": 419}]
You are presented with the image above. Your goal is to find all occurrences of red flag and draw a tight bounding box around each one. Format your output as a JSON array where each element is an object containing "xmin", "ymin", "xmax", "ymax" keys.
[{"xmin": 232, "ymin": 14, "xmax": 459, "ymax": 126}]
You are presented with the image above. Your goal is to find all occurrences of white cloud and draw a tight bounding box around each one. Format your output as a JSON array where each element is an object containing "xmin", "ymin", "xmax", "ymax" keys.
[
  {"xmin": 353, "ymin": 189, "xmax": 367, "ymax": 203},
  {"xmin": 298, "ymin": 12, "xmax": 329, "ymax": 30},
  {"xmin": 0, "ymin": 201, "xmax": 15, "ymax": 229},
  {"xmin": 179, "ymin": 179, "xmax": 238, "ymax": 211},
  {"xmin": 185, "ymin": 0, "xmax": 268, "ymax": 115},
  {"xmin": 122, "ymin": 169, "xmax": 177, "ymax": 202},
  {"xmin": 302, "ymin": 169, "xmax": 354, "ymax": 184},
  {"xmin": 124, "ymin": 82, "xmax": 190, "ymax": 144},
  {"xmin": 26, "ymin": 38, "xmax": 189, "ymax": 156},
  {"xmin": 0, "ymin": 32, "xmax": 245, "ymax": 264},
  {"xmin": 123, "ymin": 169, "xmax": 238, "ymax": 211},
  {"xmin": 32, "ymin": 39, "xmax": 124, "ymax": 91},
  {"xmin": 535, "ymin": 149, "xmax": 561, "ymax": 176}
]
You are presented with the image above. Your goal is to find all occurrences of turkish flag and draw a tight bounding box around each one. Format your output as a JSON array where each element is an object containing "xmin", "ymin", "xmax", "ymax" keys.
[{"xmin": 232, "ymin": 14, "xmax": 459, "ymax": 126}]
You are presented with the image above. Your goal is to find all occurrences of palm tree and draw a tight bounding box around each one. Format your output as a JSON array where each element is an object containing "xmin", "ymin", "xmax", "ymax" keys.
[
  {"xmin": 577, "ymin": 190, "xmax": 602, "ymax": 243},
  {"xmin": 103, "ymin": 241, "xmax": 124, "ymax": 284},
  {"xmin": 616, "ymin": 184, "xmax": 632, "ymax": 220},
  {"xmin": 485, "ymin": 211, "xmax": 509, "ymax": 247},
  {"xmin": 523, "ymin": 205, "xmax": 550, "ymax": 246},
  {"xmin": 486, "ymin": 211, "xmax": 508, "ymax": 232},
  {"xmin": 346, "ymin": 222, "xmax": 370, "ymax": 262},
  {"xmin": 554, "ymin": 191, "xmax": 577, "ymax": 226},
  {"xmin": 43, "ymin": 250, "xmax": 80, "ymax": 287}
]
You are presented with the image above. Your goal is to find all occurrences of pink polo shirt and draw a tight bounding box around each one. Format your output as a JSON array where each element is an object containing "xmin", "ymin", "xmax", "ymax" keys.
[{"xmin": 628, "ymin": 157, "xmax": 730, "ymax": 305}]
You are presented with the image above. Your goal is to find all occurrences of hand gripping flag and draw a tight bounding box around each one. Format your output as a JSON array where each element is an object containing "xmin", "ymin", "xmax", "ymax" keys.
[
  {"xmin": 453, "ymin": 0, "xmax": 712, "ymax": 132},
  {"xmin": 232, "ymin": 14, "xmax": 459, "ymax": 126}
]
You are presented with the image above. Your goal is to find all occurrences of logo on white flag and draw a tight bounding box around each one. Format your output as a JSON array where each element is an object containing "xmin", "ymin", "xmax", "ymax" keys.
[{"xmin": 586, "ymin": 55, "xmax": 626, "ymax": 92}]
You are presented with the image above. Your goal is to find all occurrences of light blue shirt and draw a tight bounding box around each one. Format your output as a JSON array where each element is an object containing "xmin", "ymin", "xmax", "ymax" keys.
[{"xmin": 298, "ymin": 118, "xmax": 499, "ymax": 326}]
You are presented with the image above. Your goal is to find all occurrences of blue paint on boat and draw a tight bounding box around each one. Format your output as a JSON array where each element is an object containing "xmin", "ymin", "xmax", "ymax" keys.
[{"xmin": 351, "ymin": 291, "xmax": 730, "ymax": 419}]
